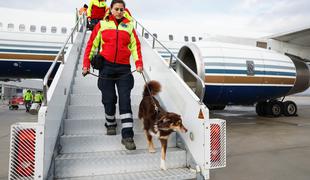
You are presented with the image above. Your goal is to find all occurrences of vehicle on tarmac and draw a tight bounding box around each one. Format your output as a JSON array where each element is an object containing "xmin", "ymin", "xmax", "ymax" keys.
[{"xmin": 8, "ymin": 96, "xmax": 24, "ymax": 110}]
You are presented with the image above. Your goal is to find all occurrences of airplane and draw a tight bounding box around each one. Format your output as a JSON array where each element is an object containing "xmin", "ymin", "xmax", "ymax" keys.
[
  {"xmin": 0, "ymin": 7, "xmax": 75, "ymax": 81},
  {"xmin": 1, "ymin": 7, "xmax": 309, "ymax": 118}
]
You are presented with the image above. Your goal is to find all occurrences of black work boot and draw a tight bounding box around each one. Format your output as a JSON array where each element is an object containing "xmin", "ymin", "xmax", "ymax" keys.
[
  {"xmin": 106, "ymin": 126, "xmax": 116, "ymax": 135},
  {"xmin": 121, "ymin": 137, "xmax": 136, "ymax": 150}
]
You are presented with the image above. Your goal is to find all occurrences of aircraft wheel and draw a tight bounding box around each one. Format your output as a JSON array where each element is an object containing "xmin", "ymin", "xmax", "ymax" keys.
[
  {"xmin": 256, "ymin": 102, "xmax": 267, "ymax": 116},
  {"xmin": 267, "ymin": 101, "xmax": 283, "ymax": 117},
  {"xmin": 9, "ymin": 106, "xmax": 14, "ymax": 110},
  {"xmin": 283, "ymin": 101, "xmax": 297, "ymax": 116},
  {"xmin": 14, "ymin": 106, "xmax": 19, "ymax": 110}
]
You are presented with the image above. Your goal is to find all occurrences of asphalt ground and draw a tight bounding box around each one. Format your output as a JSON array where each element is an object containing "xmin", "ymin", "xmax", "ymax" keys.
[{"xmin": 210, "ymin": 96, "xmax": 310, "ymax": 180}]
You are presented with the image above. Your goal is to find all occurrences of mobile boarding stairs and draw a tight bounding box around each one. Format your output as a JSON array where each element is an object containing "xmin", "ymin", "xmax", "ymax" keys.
[{"xmin": 8, "ymin": 15, "xmax": 226, "ymax": 180}]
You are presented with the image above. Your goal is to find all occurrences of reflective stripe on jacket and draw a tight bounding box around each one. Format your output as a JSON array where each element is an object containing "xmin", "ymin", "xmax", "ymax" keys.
[
  {"xmin": 83, "ymin": 15, "xmax": 142, "ymax": 69},
  {"xmin": 87, "ymin": 0, "xmax": 107, "ymax": 19}
]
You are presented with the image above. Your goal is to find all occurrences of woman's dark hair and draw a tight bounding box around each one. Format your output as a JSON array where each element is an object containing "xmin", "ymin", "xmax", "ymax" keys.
[
  {"xmin": 110, "ymin": 0, "xmax": 126, "ymax": 9},
  {"xmin": 105, "ymin": 0, "xmax": 126, "ymax": 21}
]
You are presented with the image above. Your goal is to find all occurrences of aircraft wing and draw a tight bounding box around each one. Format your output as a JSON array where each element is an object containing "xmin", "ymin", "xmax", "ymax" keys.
[{"xmin": 270, "ymin": 28, "xmax": 310, "ymax": 46}]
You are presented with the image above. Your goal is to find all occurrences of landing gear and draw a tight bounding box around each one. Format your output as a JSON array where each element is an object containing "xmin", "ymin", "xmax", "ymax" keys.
[
  {"xmin": 266, "ymin": 101, "xmax": 283, "ymax": 117},
  {"xmin": 255, "ymin": 100, "xmax": 297, "ymax": 117},
  {"xmin": 255, "ymin": 102, "xmax": 267, "ymax": 116},
  {"xmin": 283, "ymin": 101, "xmax": 297, "ymax": 116}
]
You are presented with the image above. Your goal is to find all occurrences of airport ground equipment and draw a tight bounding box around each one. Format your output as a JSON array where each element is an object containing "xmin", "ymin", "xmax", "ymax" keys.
[
  {"xmin": 8, "ymin": 15, "xmax": 226, "ymax": 179},
  {"xmin": 8, "ymin": 96, "xmax": 24, "ymax": 110}
]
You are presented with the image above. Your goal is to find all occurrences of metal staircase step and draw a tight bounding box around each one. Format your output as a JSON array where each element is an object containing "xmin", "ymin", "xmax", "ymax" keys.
[
  {"xmin": 60, "ymin": 133, "xmax": 176, "ymax": 153},
  {"xmin": 64, "ymin": 118, "xmax": 144, "ymax": 135},
  {"xmin": 56, "ymin": 168, "xmax": 196, "ymax": 180},
  {"xmin": 69, "ymin": 94, "xmax": 142, "ymax": 106},
  {"xmin": 75, "ymin": 68, "xmax": 144, "ymax": 79},
  {"xmin": 72, "ymin": 82, "xmax": 145, "ymax": 90},
  {"xmin": 71, "ymin": 84, "xmax": 144, "ymax": 95},
  {"xmin": 55, "ymin": 148, "xmax": 186, "ymax": 178},
  {"xmin": 67, "ymin": 105, "xmax": 139, "ymax": 119}
]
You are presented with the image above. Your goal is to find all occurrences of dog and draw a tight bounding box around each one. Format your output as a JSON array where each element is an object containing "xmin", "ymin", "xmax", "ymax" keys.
[{"xmin": 138, "ymin": 80, "xmax": 188, "ymax": 170}]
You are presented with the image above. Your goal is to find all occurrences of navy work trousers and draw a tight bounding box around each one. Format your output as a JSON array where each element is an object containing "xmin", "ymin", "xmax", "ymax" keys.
[{"xmin": 97, "ymin": 61, "xmax": 134, "ymax": 138}]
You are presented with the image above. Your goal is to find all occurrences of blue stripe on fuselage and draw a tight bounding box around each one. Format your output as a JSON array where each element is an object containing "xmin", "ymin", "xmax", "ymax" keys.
[
  {"xmin": 204, "ymin": 85, "xmax": 291, "ymax": 105},
  {"xmin": 0, "ymin": 60, "xmax": 60, "ymax": 79},
  {"xmin": 205, "ymin": 69, "xmax": 296, "ymax": 76}
]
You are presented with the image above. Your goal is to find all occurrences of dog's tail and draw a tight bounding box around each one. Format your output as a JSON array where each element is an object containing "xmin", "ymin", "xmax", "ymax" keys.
[{"xmin": 143, "ymin": 80, "xmax": 161, "ymax": 97}]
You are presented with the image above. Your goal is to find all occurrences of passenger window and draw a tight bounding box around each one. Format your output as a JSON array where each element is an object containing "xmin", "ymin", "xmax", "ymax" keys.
[
  {"xmin": 19, "ymin": 24, "xmax": 26, "ymax": 32},
  {"xmin": 8, "ymin": 23, "xmax": 14, "ymax": 31},
  {"xmin": 61, "ymin": 27, "xmax": 67, "ymax": 34},
  {"xmin": 192, "ymin": 36, "xmax": 196, "ymax": 42},
  {"xmin": 30, "ymin": 25, "xmax": 36, "ymax": 32},
  {"xmin": 169, "ymin": 35, "xmax": 173, "ymax": 41},
  {"xmin": 184, "ymin": 36, "xmax": 189, "ymax": 42},
  {"xmin": 199, "ymin": 37, "xmax": 203, "ymax": 41},
  {"xmin": 41, "ymin": 26, "xmax": 47, "ymax": 33},
  {"xmin": 144, "ymin": 33, "xmax": 149, "ymax": 39},
  {"xmin": 51, "ymin": 26, "xmax": 57, "ymax": 33},
  {"xmin": 153, "ymin": 33, "xmax": 158, "ymax": 39},
  {"xmin": 0, "ymin": 22, "xmax": 2, "ymax": 29}
]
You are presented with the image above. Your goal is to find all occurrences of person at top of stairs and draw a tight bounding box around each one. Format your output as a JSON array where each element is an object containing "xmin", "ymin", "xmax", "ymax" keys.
[
  {"xmin": 83, "ymin": 0, "xmax": 143, "ymax": 150},
  {"xmin": 87, "ymin": 0, "xmax": 107, "ymax": 29}
]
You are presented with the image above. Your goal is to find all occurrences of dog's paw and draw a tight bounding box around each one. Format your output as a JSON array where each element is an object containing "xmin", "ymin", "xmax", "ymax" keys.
[
  {"xmin": 148, "ymin": 148, "xmax": 156, "ymax": 153},
  {"xmin": 160, "ymin": 159, "xmax": 167, "ymax": 170}
]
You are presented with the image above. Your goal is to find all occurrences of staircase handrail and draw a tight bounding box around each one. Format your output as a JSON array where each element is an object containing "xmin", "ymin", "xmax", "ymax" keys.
[
  {"xmin": 133, "ymin": 19, "xmax": 205, "ymax": 103},
  {"xmin": 43, "ymin": 14, "xmax": 86, "ymax": 106}
]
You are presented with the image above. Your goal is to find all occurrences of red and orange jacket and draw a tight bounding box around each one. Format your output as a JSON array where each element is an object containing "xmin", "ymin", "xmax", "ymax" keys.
[
  {"xmin": 87, "ymin": 0, "xmax": 107, "ymax": 19},
  {"xmin": 83, "ymin": 15, "xmax": 143, "ymax": 69}
]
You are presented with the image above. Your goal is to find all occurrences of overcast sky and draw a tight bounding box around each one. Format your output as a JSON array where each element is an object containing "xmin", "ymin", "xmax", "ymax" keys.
[{"xmin": 1, "ymin": 0, "xmax": 310, "ymax": 37}]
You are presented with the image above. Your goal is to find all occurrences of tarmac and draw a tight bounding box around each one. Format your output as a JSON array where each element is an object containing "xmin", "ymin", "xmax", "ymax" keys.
[
  {"xmin": 211, "ymin": 96, "xmax": 310, "ymax": 180},
  {"xmin": 0, "ymin": 96, "xmax": 309, "ymax": 180}
]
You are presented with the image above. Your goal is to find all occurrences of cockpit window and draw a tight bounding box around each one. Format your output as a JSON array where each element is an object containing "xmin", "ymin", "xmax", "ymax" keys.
[
  {"xmin": 192, "ymin": 36, "xmax": 196, "ymax": 42},
  {"xmin": 19, "ymin": 24, "xmax": 26, "ymax": 32},
  {"xmin": 51, "ymin": 26, "xmax": 57, "ymax": 33},
  {"xmin": 8, "ymin": 23, "xmax": 14, "ymax": 31},
  {"xmin": 41, "ymin": 26, "xmax": 47, "ymax": 33},
  {"xmin": 184, "ymin": 36, "xmax": 189, "ymax": 42},
  {"xmin": 61, "ymin": 27, "xmax": 67, "ymax": 34},
  {"xmin": 144, "ymin": 33, "xmax": 149, "ymax": 39},
  {"xmin": 30, "ymin": 25, "xmax": 36, "ymax": 32},
  {"xmin": 169, "ymin": 34, "xmax": 173, "ymax": 41}
]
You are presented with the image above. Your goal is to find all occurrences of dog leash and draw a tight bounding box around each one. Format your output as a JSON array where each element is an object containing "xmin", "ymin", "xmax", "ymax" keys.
[
  {"xmin": 141, "ymin": 72, "xmax": 159, "ymax": 113},
  {"xmin": 84, "ymin": 70, "xmax": 136, "ymax": 80}
]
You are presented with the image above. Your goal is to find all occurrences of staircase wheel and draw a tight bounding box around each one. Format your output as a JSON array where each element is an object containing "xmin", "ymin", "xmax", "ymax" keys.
[{"xmin": 283, "ymin": 101, "xmax": 297, "ymax": 116}]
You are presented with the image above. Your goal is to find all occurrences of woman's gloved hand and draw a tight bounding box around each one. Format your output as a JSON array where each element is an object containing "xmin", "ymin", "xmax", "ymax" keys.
[
  {"xmin": 82, "ymin": 67, "xmax": 90, "ymax": 77},
  {"xmin": 136, "ymin": 66, "xmax": 143, "ymax": 73}
]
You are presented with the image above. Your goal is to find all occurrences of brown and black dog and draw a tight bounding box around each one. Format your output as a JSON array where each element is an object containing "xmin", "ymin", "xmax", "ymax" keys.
[{"xmin": 138, "ymin": 80, "xmax": 187, "ymax": 170}]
